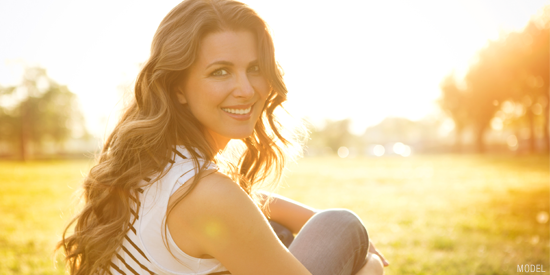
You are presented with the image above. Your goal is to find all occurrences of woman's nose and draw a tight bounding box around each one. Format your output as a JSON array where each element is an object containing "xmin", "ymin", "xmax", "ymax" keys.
[{"xmin": 232, "ymin": 72, "xmax": 254, "ymax": 99}]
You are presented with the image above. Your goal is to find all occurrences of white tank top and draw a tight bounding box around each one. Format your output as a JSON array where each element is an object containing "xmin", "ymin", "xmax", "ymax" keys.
[{"xmin": 109, "ymin": 146, "xmax": 230, "ymax": 275}]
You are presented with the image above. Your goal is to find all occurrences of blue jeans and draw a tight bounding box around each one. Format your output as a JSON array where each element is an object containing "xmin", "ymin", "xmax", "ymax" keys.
[{"xmin": 270, "ymin": 209, "xmax": 370, "ymax": 275}]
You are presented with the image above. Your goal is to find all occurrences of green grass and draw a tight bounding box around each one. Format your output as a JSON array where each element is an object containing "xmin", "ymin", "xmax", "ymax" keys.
[
  {"xmin": 280, "ymin": 155, "xmax": 550, "ymax": 275},
  {"xmin": 0, "ymin": 160, "xmax": 94, "ymax": 275},
  {"xmin": 0, "ymin": 155, "xmax": 548, "ymax": 274}
]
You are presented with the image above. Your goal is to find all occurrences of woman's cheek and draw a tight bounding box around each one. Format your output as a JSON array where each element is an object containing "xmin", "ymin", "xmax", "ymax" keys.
[
  {"xmin": 252, "ymin": 77, "xmax": 270, "ymax": 98},
  {"xmin": 204, "ymin": 83, "xmax": 229, "ymax": 105}
]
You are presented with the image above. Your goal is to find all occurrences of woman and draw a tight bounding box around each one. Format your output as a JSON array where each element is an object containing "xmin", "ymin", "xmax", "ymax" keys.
[{"xmin": 58, "ymin": 0, "xmax": 388, "ymax": 274}]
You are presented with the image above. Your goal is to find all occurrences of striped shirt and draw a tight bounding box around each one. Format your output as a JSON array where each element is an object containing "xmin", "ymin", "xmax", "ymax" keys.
[{"xmin": 108, "ymin": 146, "xmax": 231, "ymax": 275}]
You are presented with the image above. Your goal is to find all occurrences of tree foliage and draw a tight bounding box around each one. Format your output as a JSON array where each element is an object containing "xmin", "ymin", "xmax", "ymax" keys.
[
  {"xmin": 0, "ymin": 67, "xmax": 86, "ymax": 159},
  {"xmin": 308, "ymin": 119, "xmax": 359, "ymax": 152},
  {"xmin": 439, "ymin": 8, "xmax": 549, "ymax": 153}
]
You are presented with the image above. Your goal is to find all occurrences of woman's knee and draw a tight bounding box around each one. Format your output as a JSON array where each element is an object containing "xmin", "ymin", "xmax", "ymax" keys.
[
  {"xmin": 312, "ymin": 209, "xmax": 369, "ymax": 244},
  {"xmin": 313, "ymin": 209, "xmax": 365, "ymax": 229},
  {"xmin": 290, "ymin": 209, "xmax": 371, "ymax": 274}
]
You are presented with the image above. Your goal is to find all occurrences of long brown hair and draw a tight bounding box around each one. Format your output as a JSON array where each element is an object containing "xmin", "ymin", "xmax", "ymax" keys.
[{"xmin": 57, "ymin": 0, "xmax": 305, "ymax": 274}]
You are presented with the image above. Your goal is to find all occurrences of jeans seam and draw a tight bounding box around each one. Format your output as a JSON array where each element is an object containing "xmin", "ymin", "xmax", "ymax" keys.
[{"xmin": 350, "ymin": 228, "xmax": 370, "ymax": 275}]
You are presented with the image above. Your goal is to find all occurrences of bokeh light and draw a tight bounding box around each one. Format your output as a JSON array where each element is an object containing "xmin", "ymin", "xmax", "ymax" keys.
[
  {"xmin": 392, "ymin": 142, "xmax": 412, "ymax": 157},
  {"xmin": 337, "ymin": 146, "xmax": 349, "ymax": 158},
  {"xmin": 537, "ymin": 211, "xmax": 549, "ymax": 224},
  {"xmin": 507, "ymin": 135, "xmax": 519, "ymax": 150},
  {"xmin": 373, "ymin": 145, "xmax": 385, "ymax": 157}
]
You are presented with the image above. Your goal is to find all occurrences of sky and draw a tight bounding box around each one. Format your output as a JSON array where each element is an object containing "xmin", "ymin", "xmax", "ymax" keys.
[{"xmin": 0, "ymin": 0, "xmax": 548, "ymax": 137}]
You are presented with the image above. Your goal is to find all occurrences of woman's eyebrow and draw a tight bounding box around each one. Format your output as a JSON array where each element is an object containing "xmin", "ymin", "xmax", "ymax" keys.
[
  {"xmin": 205, "ymin": 60, "xmax": 233, "ymax": 70},
  {"xmin": 205, "ymin": 59, "xmax": 259, "ymax": 70}
]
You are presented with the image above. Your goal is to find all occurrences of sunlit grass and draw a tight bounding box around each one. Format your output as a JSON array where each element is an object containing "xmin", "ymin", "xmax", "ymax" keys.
[
  {"xmin": 0, "ymin": 155, "xmax": 548, "ymax": 274},
  {"xmin": 0, "ymin": 160, "xmax": 94, "ymax": 275},
  {"xmin": 281, "ymin": 155, "xmax": 549, "ymax": 275}
]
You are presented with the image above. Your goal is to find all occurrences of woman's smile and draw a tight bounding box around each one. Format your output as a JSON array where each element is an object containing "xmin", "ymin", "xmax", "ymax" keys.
[{"xmin": 221, "ymin": 104, "xmax": 254, "ymax": 120}]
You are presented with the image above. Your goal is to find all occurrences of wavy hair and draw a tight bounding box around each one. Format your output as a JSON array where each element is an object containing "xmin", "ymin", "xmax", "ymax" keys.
[{"xmin": 56, "ymin": 0, "xmax": 305, "ymax": 274}]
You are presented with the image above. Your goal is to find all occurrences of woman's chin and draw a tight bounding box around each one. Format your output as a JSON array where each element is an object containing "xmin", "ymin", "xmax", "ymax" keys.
[{"xmin": 223, "ymin": 127, "xmax": 256, "ymax": 140}]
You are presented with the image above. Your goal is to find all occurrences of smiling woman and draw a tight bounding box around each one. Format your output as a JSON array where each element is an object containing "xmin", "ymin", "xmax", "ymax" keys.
[
  {"xmin": 56, "ymin": 0, "xmax": 385, "ymax": 274},
  {"xmin": 176, "ymin": 31, "xmax": 269, "ymax": 144}
]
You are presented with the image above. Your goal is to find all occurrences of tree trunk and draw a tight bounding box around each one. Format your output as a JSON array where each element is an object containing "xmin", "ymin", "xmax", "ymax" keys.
[
  {"xmin": 19, "ymin": 101, "xmax": 28, "ymax": 161},
  {"xmin": 527, "ymin": 109, "xmax": 536, "ymax": 154},
  {"xmin": 544, "ymin": 99, "xmax": 549, "ymax": 154},
  {"xmin": 454, "ymin": 125, "xmax": 463, "ymax": 153},
  {"xmin": 475, "ymin": 125, "xmax": 486, "ymax": 154}
]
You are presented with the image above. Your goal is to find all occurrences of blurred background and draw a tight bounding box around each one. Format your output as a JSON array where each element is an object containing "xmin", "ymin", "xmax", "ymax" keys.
[
  {"xmin": 0, "ymin": 0, "xmax": 548, "ymax": 274},
  {"xmin": 0, "ymin": 0, "xmax": 548, "ymax": 158}
]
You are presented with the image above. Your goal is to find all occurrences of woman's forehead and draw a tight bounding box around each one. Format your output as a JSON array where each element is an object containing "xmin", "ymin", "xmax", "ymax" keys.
[{"xmin": 196, "ymin": 31, "xmax": 258, "ymax": 67}]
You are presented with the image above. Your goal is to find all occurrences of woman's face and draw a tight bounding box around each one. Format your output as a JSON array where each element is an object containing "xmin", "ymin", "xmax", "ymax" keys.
[{"xmin": 177, "ymin": 30, "xmax": 270, "ymax": 150}]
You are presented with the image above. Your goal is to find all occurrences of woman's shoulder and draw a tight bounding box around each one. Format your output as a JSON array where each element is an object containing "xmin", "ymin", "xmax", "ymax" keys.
[
  {"xmin": 167, "ymin": 171, "xmax": 257, "ymax": 256},
  {"xmin": 168, "ymin": 169, "xmax": 257, "ymax": 234},
  {"xmin": 167, "ymin": 171, "xmax": 311, "ymax": 275},
  {"xmin": 170, "ymin": 171, "xmax": 248, "ymax": 214}
]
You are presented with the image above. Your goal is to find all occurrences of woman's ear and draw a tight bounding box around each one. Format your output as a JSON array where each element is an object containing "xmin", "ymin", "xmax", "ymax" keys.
[{"xmin": 176, "ymin": 88, "xmax": 187, "ymax": 104}]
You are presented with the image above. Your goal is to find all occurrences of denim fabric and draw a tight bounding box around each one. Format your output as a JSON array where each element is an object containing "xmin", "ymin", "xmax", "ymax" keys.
[{"xmin": 270, "ymin": 209, "xmax": 370, "ymax": 275}]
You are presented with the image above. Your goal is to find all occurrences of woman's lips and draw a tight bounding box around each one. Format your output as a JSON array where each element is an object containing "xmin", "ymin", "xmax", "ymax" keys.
[{"xmin": 221, "ymin": 104, "xmax": 253, "ymax": 121}]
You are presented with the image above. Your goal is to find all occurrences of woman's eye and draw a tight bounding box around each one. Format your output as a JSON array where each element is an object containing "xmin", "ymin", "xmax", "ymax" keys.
[
  {"xmin": 212, "ymin": 69, "xmax": 228, "ymax": 76},
  {"xmin": 248, "ymin": 65, "xmax": 260, "ymax": 73}
]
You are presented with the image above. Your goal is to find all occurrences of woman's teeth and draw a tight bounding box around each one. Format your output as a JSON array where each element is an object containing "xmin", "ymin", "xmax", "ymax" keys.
[{"xmin": 222, "ymin": 107, "xmax": 251, "ymax": 115}]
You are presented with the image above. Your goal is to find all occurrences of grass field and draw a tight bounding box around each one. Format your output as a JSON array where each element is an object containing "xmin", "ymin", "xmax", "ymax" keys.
[{"xmin": 0, "ymin": 155, "xmax": 548, "ymax": 274}]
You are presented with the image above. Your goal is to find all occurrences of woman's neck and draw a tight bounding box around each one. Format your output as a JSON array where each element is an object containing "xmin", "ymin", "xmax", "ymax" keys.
[{"xmin": 205, "ymin": 129, "xmax": 231, "ymax": 154}]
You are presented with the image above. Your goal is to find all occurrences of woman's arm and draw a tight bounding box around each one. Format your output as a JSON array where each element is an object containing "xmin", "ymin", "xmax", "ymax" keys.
[
  {"xmin": 167, "ymin": 172, "xmax": 312, "ymax": 275},
  {"xmin": 257, "ymin": 191, "xmax": 317, "ymax": 234},
  {"xmin": 259, "ymin": 192, "xmax": 391, "ymax": 267}
]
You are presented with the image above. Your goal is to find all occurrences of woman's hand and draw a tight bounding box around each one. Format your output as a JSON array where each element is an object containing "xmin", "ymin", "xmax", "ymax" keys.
[
  {"xmin": 369, "ymin": 241, "xmax": 389, "ymax": 267},
  {"xmin": 257, "ymin": 191, "xmax": 317, "ymax": 234},
  {"xmin": 259, "ymin": 191, "xmax": 390, "ymax": 267}
]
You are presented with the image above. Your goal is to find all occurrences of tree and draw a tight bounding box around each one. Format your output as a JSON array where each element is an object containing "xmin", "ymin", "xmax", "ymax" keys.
[
  {"xmin": 308, "ymin": 119, "xmax": 358, "ymax": 153},
  {"xmin": 0, "ymin": 67, "xmax": 87, "ymax": 160},
  {"xmin": 440, "ymin": 39, "xmax": 512, "ymax": 153},
  {"xmin": 513, "ymin": 20, "xmax": 549, "ymax": 153},
  {"xmin": 464, "ymin": 39, "xmax": 512, "ymax": 153},
  {"xmin": 439, "ymin": 7, "xmax": 549, "ymax": 154},
  {"xmin": 439, "ymin": 74, "xmax": 469, "ymax": 152}
]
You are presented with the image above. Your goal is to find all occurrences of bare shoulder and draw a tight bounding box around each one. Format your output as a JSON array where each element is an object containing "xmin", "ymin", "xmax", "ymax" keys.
[
  {"xmin": 169, "ymin": 170, "xmax": 261, "ymax": 237},
  {"xmin": 169, "ymin": 170, "xmax": 250, "ymax": 214},
  {"xmin": 192, "ymin": 171, "xmax": 244, "ymax": 199},
  {"xmin": 166, "ymin": 170, "xmax": 257, "ymax": 256},
  {"xmin": 167, "ymin": 171, "xmax": 311, "ymax": 275}
]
